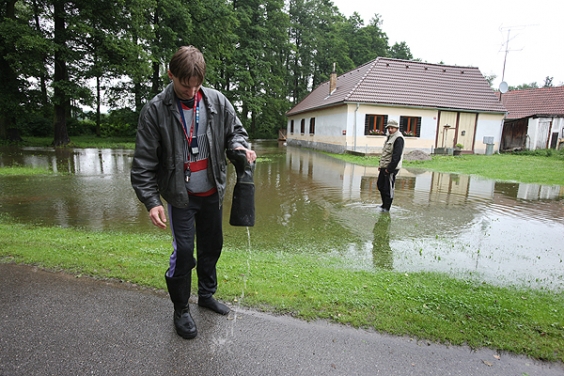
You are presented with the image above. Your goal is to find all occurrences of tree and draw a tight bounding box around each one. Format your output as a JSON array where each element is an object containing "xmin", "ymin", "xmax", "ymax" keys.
[
  {"xmin": 0, "ymin": 0, "xmax": 24, "ymax": 140},
  {"xmin": 287, "ymin": 0, "xmax": 317, "ymax": 104},
  {"xmin": 0, "ymin": 0, "xmax": 51, "ymax": 140},
  {"xmin": 311, "ymin": 1, "xmax": 354, "ymax": 87},
  {"xmin": 342, "ymin": 13, "xmax": 389, "ymax": 67},
  {"xmin": 1, "ymin": 0, "xmax": 423, "ymax": 143},
  {"xmin": 508, "ymin": 82, "xmax": 539, "ymax": 91},
  {"xmin": 543, "ymin": 76, "xmax": 553, "ymax": 88},
  {"xmin": 230, "ymin": 0, "xmax": 291, "ymax": 137},
  {"xmin": 389, "ymin": 41, "xmax": 413, "ymax": 60},
  {"xmin": 74, "ymin": 0, "xmax": 144, "ymax": 135},
  {"xmin": 52, "ymin": 0, "xmax": 74, "ymax": 146},
  {"xmin": 483, "ymin": 74, "xmax": 496, "ymax": 88}
]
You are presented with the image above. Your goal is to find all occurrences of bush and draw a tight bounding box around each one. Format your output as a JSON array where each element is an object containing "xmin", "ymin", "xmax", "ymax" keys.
[
  {"xmin": 18, "ymin": 114, "xmax": 52, "ymax": 137},
  {"xmin": 67, "ymin": 118, "xmax": 96, "ymax": 136},
  {"xmin": 100, "ymin": 108, "xmax": 139, "ymax": 137},
  {"xmin": 512, "ymin": 148, "xmax": 563, "ymax": 158}
]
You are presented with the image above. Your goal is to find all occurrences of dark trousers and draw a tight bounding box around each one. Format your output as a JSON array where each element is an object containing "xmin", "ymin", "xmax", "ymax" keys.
[
  {"xmin": 167, "ymin": 192, "xmax": 223, "ymax": 299},
  {"xmin": 377, "ymin": 169, "xmax": 398, "ymax": 210}
]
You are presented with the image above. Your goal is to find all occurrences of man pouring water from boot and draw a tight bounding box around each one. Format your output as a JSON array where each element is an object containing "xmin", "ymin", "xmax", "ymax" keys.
[
  {"xmin": 377, "ymin": 120, "xmax": 404, "ymax": 212},
  {"xmin": 131, "ymin": 46, "xmax": 256, "ymax": 339}
]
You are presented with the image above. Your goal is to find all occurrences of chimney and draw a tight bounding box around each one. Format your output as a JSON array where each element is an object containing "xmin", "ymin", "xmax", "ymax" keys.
[{"xmin": 329, "ymin": 62, "xmax": 337, "ymax": 94}]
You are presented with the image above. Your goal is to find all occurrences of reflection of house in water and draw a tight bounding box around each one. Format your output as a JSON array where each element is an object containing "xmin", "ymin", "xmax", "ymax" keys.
[
  {"xmin": 285, "ymin": 145, "xmax": 564, "ymax": 239},
  {"xmin": 495, "ymin": 181, "xmax": 564, "ymax": 201},
  {"xmin": 286, "ymin": 145, "xmax": 564, "ymax": 205}
]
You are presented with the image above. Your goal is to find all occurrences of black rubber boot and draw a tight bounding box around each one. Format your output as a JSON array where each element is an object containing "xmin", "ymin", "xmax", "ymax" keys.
[
  {"xmin": 381, "ymin": 198, "xmax": 393, "ymax": 212},
  {"xmin": 165, "ymin": 273, "xmax": 197, "ymax": 339},
  {"xmin": 227, "ymin": 149, "xmax": 255, "ymax": 227},
  {"xmin": 198, "ymin": 296, "xmax": 230, "ymax": 315}
]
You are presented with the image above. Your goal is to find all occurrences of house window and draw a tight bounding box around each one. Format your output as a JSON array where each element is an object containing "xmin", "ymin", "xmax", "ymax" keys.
[
  {"xmin": 300, "ymin": 119, "xmax": 305, "ymax": 134},
  {"xmin": 309, "ymin": 118, "xmax": 315, "ymax": 134},
  {"xmin": 365, "ymin": 114, "xmax": 387, "ymax": 136},
  {"xmin": 290, "ymin": 120, "xmax": 294, "ymax": 134},
  {"xmin": 400, "ymin": 116, "xmax": 421, "ymax": 137}
]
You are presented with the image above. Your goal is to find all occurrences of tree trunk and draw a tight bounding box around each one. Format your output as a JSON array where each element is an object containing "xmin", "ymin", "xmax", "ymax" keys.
[
  {"xmin": 150, "ymin": 5, "xmax": 161, "ymax": 96},
  {"xmin": 32, "ymin": 0, "xmax": 49, "ymax": 110},
  {"xmin": 96, "ymin": 75, "xmax": 101, "ymax": 137},
  {"xmin": 52, "ymin": 0, "xmax": 70, "ymax": 146},
  {"xmin": 0, "ymin": 0, "xmax": 19, "ymax": 140}
]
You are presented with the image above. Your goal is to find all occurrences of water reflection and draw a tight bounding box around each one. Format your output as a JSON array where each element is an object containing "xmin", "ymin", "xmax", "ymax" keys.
[
  {"xmin": 1, "ymin": 143, "xmax": 563, "ymax": 291},
  {"xmin": 372, "ymin": 213, "xmax": 393, "ymax": 269}
]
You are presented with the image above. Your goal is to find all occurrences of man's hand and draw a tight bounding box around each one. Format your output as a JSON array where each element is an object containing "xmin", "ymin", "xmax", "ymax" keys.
[
  {"xmin": 149, "ymin": 205, "xmax": 167, "ymax": 229},
  {"xmin": 235, "ymin": 147, "xmax": 257, "ymax": 164}
]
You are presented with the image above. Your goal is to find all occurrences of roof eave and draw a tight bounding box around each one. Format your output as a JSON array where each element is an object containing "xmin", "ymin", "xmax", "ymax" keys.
[
  {"xmin": 287, "ymin": 101, "xmax": 507, "ymax": 117},
  {"xmin": 344, "ymin": 101, "xmax": 507, "ymax": 114},
  {"xmin": 286, "ymin": 102, "xmax": 346, "ymax": 117}
]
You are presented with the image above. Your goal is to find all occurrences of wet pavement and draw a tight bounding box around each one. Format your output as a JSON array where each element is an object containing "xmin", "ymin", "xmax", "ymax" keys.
[{"xmin": 1, "ymin": 263, "xmax": 563, "ymax": 376}]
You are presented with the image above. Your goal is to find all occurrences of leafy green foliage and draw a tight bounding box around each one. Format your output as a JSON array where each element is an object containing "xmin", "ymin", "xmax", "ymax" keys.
[{"xmin": 1, "ymin": 0, "xmax": 408, "ymax": 141}]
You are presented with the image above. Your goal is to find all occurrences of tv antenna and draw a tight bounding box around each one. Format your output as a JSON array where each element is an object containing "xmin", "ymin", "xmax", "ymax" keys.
[{"xmin": 498, "ymin": 24, "xmax": 536, "ymax": 92}]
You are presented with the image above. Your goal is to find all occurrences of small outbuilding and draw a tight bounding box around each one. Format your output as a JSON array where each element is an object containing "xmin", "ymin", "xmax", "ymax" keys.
[
  {"xmin": 499, "ymin": 86, "xmax": 564, "ymax": 151},
  {"xmin": 286, "ymin": 57, "xmax": 507, "ymax": 155}
]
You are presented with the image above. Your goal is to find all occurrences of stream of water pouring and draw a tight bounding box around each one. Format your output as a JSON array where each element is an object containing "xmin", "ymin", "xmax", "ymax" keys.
[{"xmin": 231, "ymin": 226, "xmax": 252, "ymax": 335}]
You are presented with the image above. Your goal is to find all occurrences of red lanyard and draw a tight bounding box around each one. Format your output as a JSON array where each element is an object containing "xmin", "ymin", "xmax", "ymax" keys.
[{"xmin": 177, "ymin": 91, "xmax": 201, "ymax": 155}]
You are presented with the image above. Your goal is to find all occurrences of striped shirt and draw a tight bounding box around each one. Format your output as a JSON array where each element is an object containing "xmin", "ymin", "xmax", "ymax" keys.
[{"xmin": 179, "ymin": 95, "xmax": 216, "ymax": 197}]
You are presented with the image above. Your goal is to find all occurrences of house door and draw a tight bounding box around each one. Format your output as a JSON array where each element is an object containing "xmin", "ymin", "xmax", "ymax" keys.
[
  {"xmin": 456, "ymin": 113, "xmax": 477, "ymax": 151},
  {"xmin": 437, "ymin": 111, "xmax": 457, "ymax": 148},
  {"xmin": 535, "ymin": 120, "xmax": 551, "ymax": 149}
]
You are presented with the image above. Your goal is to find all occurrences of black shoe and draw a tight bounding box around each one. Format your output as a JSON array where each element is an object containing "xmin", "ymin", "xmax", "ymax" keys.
[
  {"xmin": 198, "ymin": 296, "xmax": 230, "ymax": 315},
  {"xmin": 174, "ymin": 307, "xmax": 197, "ymax": 339}
]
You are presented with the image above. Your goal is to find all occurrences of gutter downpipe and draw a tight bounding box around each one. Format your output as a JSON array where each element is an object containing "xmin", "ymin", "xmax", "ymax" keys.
[
  {"xmin": 497, "ymin": 114, "xmax": 506, "ymax": 153},
  {"xmin": 353, "ymin": 103, "xmax": 359, "ymax": 153}
]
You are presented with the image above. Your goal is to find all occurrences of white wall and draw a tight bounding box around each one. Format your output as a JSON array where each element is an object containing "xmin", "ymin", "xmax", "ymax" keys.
[
  {"xmin": 526, "ymin": 117, "xmax": 564, "ymax": 150},
  {"xmin": 288, "ymin": 104, "xmax": 505, "ymax": 155},
  {"xmin": 474, "ymin": 113, "xmax": 505, "ymax": 154}
]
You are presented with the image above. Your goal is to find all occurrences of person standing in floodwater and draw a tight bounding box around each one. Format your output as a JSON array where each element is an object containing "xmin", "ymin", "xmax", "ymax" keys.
[
  {"xmin": 131, "ymin": 46, "xmax": 256, "ymax": 340},
  {"xmin": 377, "ymin": 120, "xmax": 404, "ymax": 212}
]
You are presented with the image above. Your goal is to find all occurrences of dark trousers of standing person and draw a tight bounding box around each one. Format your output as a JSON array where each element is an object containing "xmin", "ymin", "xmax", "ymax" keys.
[
  {"xmin": 164, "ymin": 193, "xmax": 223, "ymax": 339},
  {"xmin": 377, "ymin": 169, "xmax": 398, "ymax": 211}
]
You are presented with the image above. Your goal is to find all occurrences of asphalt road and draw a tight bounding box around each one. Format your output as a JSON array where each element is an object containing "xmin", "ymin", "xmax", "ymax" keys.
[{"xmin": 1, "ymin": 263, "xmax": 562, "ymax": 376}]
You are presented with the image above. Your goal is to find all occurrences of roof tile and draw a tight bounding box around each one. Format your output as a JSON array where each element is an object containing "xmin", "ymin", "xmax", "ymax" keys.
[
  {"xmin": 287, "ymin": 57, "xmax": 506, "ymax": 116},
  {"xmin": 500, "ymin": 86, "xmax": 564, "ymax": 119}
]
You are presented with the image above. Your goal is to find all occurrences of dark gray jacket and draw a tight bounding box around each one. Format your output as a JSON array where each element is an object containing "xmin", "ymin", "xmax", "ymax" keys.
[{"xmin": 131, "ymin": 83, "xmax": 249, "ymax": 211}]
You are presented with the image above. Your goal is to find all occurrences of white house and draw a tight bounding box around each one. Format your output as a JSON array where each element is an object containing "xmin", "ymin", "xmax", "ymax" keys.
[
  {"xmin": 286, "ymin": 57, "xmax": 507, "ymax": 155},
  {"xmin": 499, "ymin": 86, "xmax": 564, "ymax": 151}
]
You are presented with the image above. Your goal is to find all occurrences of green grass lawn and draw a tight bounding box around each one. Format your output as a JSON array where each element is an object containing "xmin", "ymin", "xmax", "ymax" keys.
[{"xmin": 9, "ymin": 135, "xmax": 136, "ymax": 149}]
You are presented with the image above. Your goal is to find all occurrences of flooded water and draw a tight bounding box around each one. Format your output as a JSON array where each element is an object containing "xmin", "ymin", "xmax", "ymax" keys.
[{"xmin": 1, "ymin": 142, "xmax": 563, "ymax": 291}]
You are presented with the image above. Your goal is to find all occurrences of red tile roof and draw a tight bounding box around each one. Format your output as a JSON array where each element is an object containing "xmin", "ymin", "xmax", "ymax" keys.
[
  {"xmin": 500, "ymin": 86, "xmax": 564, "ymax": 120},
  {"xmin": 287, "ymin": 57, "xmax": 507, "ymax": 116}
]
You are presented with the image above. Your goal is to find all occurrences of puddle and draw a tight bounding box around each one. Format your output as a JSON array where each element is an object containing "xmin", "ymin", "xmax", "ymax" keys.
[{"xmin": 1, "ymin": 142, "xmax": 563, "ymax": 291}]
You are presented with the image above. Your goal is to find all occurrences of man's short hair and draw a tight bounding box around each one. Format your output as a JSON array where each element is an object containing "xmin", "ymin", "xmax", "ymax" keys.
[{"xmin": 169, "ymin": 46, "xmax": 206, "ymax": 85}]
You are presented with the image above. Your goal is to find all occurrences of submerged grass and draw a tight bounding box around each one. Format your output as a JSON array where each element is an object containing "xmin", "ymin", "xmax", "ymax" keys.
[
  {"xmin": 6, "ymin": 136, "xmax": 136, "ymax": 149},
  {"xmin": 0, "ymin": 165, "xmax": 54, "ymax": 176},
  {"xmin": 330, "ymin": 150, "xmax": 564, "ymax": 186},
  {"xmin": 1, "ymin": 218, "xmax": 563, "ymax": 362}
]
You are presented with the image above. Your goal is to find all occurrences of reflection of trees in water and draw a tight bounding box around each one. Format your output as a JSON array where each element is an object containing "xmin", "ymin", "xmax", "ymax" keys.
[{"xmin": 372, "ymin": 213, "xmax": 393, "ymax": 269}]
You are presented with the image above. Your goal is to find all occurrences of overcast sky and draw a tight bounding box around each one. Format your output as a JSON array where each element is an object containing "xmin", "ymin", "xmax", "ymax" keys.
[{"xmin": 331, "ymin": 0, "xmax": 563, "ymax": 89}]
